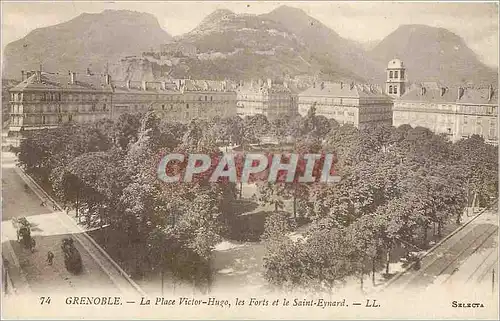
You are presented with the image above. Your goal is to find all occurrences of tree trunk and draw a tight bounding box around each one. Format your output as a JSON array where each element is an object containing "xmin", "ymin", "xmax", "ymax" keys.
[
  {"xmin": 385, "ymin": 248, "xmax": 391, "ymax": 275},
  {"xmin": 372, "ymin": 258, "xmax": 376, "ymax": 286},
  {"xmin": 422, "ymin": 224, "xmax": 428, "ymax": 248},
  {"xmin": 466, "ymin": 183, "xmax": 471, "ymax": 217},
  {"xmin": 76, "ymin": 188, "xmax": 80, "ymax": 220},
  {"xmin": 359, "ymin": 271, "xmax": 364, "ymax": 291},
  {"xmin": 160, "ymin": 270, "xmax": 164, "ymax": 296},
  {"xmin": 438, "ymin": 221, "xmax": 443, "ymax": 237},
  {"xmin": 293, "ymin": 185, "xmax": 297, "ymax": 219},
  {"xmin": 239, "ymin": 181, "xmax": 243, "ymax": 199},
  {"xmin": 472, "ymin": 191, "xmax": 478, "ymax": 212}
]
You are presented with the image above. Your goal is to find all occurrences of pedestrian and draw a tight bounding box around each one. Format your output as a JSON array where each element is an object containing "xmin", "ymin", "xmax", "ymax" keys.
[
  {"xmin": 47, "ymin": 251, "xmax": 54, "ymax": 265},
  {"xmin": 52, "ymin": 203, "xmax": 58, "ymax": 210},
  {"xmin": 40, "ymin": 200, "xmax": 46, "ymax": 207}
]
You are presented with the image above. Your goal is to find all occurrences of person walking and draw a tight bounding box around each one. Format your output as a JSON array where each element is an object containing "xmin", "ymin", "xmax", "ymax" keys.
[{"xmin": 47, "ymin": 251, "xmax": 54, "ymax": 265}]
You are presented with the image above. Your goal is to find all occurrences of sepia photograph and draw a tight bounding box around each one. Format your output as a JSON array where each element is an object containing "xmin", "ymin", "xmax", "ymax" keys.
[{"xmin": 1, "ymin": 1, "xmax": 498, "ymax": 319}]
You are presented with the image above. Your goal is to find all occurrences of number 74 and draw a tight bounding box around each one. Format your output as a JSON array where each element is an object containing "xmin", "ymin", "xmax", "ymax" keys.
[{"xmin": 39, "ymin": 297, "xmax": 51, "ymax": 305}]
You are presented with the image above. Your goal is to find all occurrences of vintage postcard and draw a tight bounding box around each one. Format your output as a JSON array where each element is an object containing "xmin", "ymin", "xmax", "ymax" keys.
[{"xmin": 1, "ymin": 1, "xmax": 498, "ymax": 319}]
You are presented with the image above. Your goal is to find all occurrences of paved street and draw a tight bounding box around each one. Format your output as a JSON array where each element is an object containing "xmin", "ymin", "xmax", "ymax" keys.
[
  {"xmin": 1, "ymin": 152, "xmax": 143, "ymax": 296},
  {"xmin": 388, "ymin": 205, "xmax": 498, "ymax": 293}
]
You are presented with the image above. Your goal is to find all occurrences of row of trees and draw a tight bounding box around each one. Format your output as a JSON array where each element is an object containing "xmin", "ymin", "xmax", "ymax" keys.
[
  {"xmin": 260, "ymin": 113, "xmax": 498, "ymax": 292},
  {"xmin": 16, "ymin": 107, "xmax": 498, "ymax": 293},
  {"xmin": 15, "ymin": 108, "xmax": 329, "ymax": 290}
]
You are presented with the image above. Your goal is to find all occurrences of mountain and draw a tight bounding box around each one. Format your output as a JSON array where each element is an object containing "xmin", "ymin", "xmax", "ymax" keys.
[
  {"xmin": 133, "ymin": 8, "xmax": 366, "ymax": 82},
  {"xmin": 370, "ymin": 24, "xmax": 498, "ymax": 85},
  {"xmin": 262, "ymin": 6, "xmax": 385, "ymax": 82},
  {"xmin": 2, "ymin": 10, "xmax": 172, "ymax": 79},
  {"xmin": 354, "ymin": 39, "xmax": 380, "ymax": 51}
]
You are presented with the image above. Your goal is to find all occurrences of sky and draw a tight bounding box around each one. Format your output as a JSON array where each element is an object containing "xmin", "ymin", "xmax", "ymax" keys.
[{"xmin": 1, "ymin": 1, "xmax": 498, "ymax": 67}]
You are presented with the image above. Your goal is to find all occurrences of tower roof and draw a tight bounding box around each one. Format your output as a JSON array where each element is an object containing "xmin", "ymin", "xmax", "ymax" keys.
[{"xmin": 387, "ymin": 59, "xmax": 404, "ymax": 69}]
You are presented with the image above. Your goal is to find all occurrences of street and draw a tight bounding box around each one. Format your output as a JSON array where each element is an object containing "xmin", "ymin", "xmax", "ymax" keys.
[
  {"xmin": 1, "ymin": 152, "xmax": 142, "ymax": 296},
  {"xmin": 387, "ymin": 205, "xmax": 498, "ymax": 293}
]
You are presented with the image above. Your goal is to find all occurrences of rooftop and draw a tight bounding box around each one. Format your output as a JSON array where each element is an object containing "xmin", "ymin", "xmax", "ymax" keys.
[
  {"xmin": 399, "ymin": 82, "xmax": 498, "ymax": 104},
  {"xmin": 299, "ymin": 82, "xmax": 388, "ymax": 99},
  {"xmin": 11, "ymin": 71, "xmax": 113, "ymax": 92}
]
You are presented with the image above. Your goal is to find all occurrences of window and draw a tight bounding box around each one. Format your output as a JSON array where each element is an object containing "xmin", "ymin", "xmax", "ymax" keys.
[
  {"xmin": 42, "ymin": 116, "xmax": 46, "ymax": 124},
  {"xmin": 464, "ymin": 116, "xmax": 468, "ymax": 124},
  {"xmin": 103, "ymin": 103, "xmax": 107, "ymax": 111},
  {"xmin": 489, "ymin": 121, "xmax": 497, "ymax": 139},
  {"xmin": 162, "ymin": 104, "xmax": 165, "ymax": 110},
  {"xmin": 394, "ymin": 71, "xmax": 398, "ymax": 78},
  {"xmin": 389, "ymin": 71, "xmax": 393, "ymax": 78},
  {"xmin": 400, "ymin": 70, "xmax": 405, "ymax": 79},
  {"xmin": 389, "ymin": 86, "xmax": 393, "ymax": 94},
  {"xmin": 211, "ymin": 96, "xmax": 213, "ymax": 101},
  {"xmin": 58, "ymin": 114, "xmax": 63, "ymax": 123},
  {"xmin": 92, "ymin": 104, "xmax": 96, "ymax": 112},
  {"xmin": 205, "ymin": 96, "xmax": 207, "ymax": 101},
  {"xmin": 394, "ymin": 86, "xmax": 398, "ymax": 94},
  {"xmin": 186, "ymin": 103, "xmax": 189, "ymax": 109},
  {"xmin": 68, "ymin": 114, "xmax": 73, "ymax": 122}
]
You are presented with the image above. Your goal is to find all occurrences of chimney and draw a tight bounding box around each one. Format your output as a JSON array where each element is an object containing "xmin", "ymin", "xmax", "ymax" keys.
[
  {"xmin": 69, "ymin": 71, "xmax": 76, "ymax": 84},
  {"xmin": 161, "ymin": 81, "xmax": 166, "ymax": 90},
  {"xmin": 21, "ymin": 70, "xmax": 25, "ymax": 81},
  {"xmin": 340, "ymin": 82, "xmax": 343, "ymax": 89},
  {"xmin": 267, "ymin": 78, "xmax": 272, "ymax": 88},
  {"xmin": 126, "ymin": 79, "xmax": 131, "ymax": 89},
  {"xmin": 349, "ymin": 82, "xmax": 354, "ymax": 90},
  {"xmin": 142, "ymin": 80, "xmax": 147, "ymax": 91},
  {"xmin": 440, "ymin": 87, "xmax": 446, "ymax": 97},
  {"xmin": 421, "ymin": 87, "xmax": 426, "ymax": 95},
  {"xmin": 457, "ymin": 87, "xmax": 464, "ymax": 100},
  {"xmin": 488, "ymin": 84, "xmax": 494, "ymax": 101},
  {"xmin": 320, "ymin": 82, "xmax": 325, "ymax": 90}
]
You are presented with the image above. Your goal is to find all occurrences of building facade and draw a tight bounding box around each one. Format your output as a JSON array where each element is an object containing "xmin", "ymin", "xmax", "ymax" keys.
[
  {"xmin": 298, "ymin": 82, "xmax": 393, "ymax": 128},
  {"xmin": 393, "ymin": 82, "xmax": 498, "ymax": 144},
  {"xmin": 236, "ymin": 79, "xmax": 297, "ymax": 120},
  {"xmin": 9, "ymin": 71, "xmax": 113, "ymax": 135},
  {"xmin": 8, "ymin": 71, "xmax": 237, "ymax": 136},
  {"xmin": 386, "ymin": 58, "xmax": 407, "ymax": 98}
]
